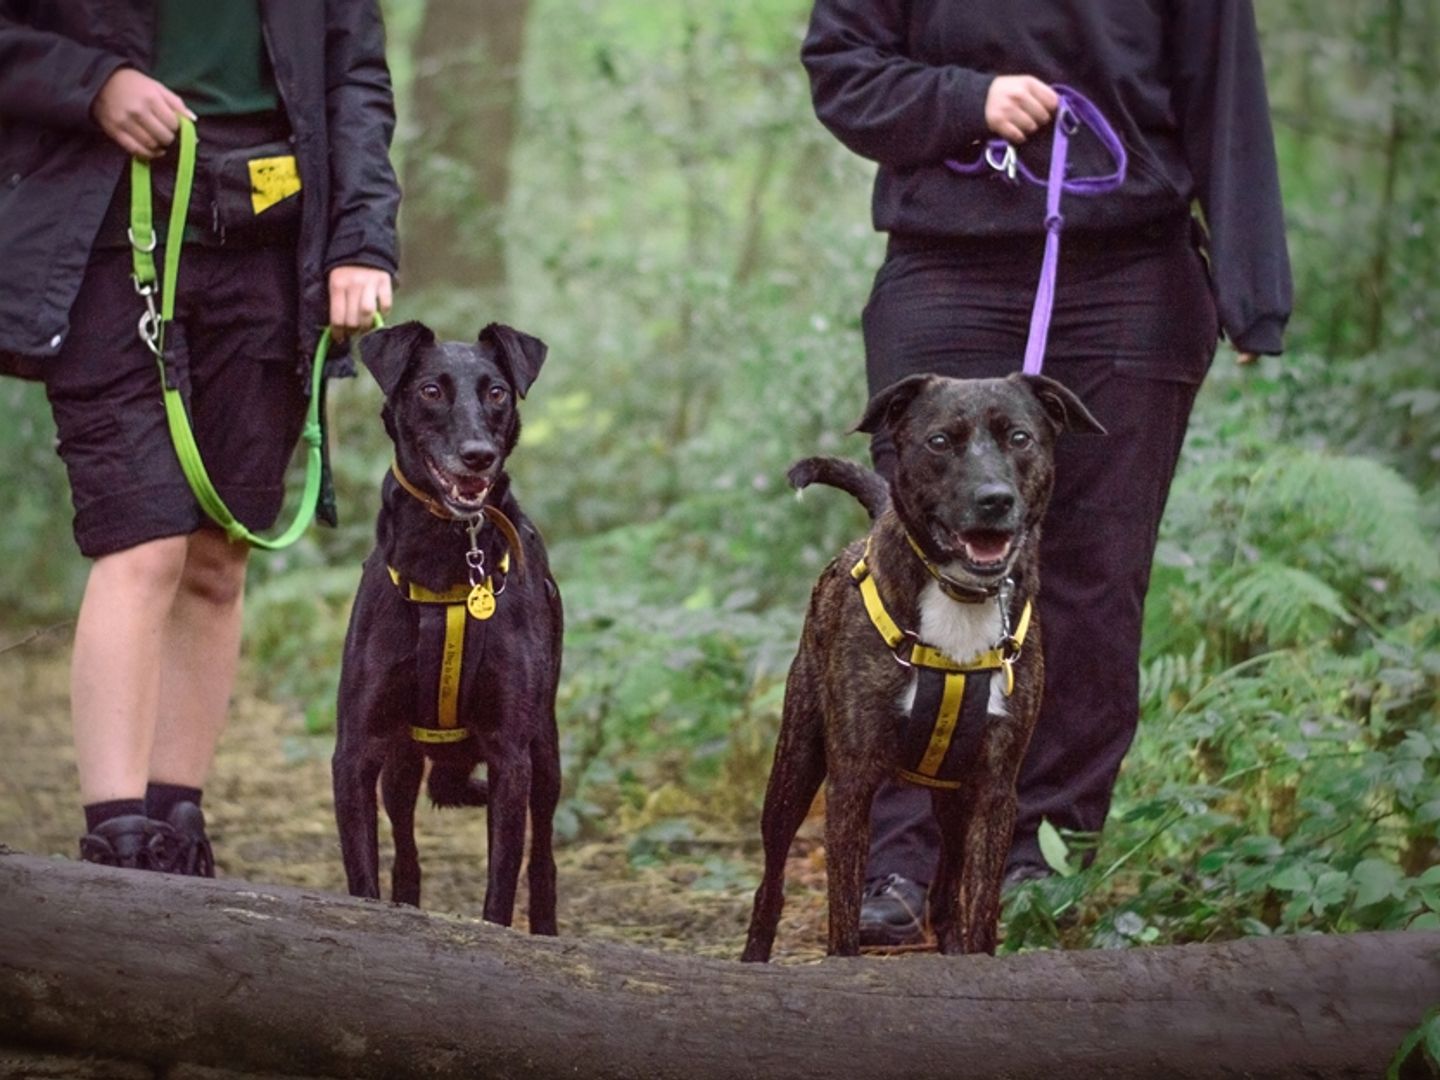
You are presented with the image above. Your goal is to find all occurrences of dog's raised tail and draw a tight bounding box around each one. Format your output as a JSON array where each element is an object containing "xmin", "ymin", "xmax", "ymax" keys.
[
  {"xmin": 427, "ymin": 762, "xmax": 488, "ymax": 808},
  {"xmin": 787, "ymin": 456, "xmax": 890, "ymax": 521}
]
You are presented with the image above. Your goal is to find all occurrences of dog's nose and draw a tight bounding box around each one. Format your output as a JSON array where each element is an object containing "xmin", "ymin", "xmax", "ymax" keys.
[
  {"xmin": 459, "ymin": 443, "xmax": 498, "ymax": 471},
  {"xmin": 974, "ymin": 483, "xmax": 1016, "ymax": 519}
]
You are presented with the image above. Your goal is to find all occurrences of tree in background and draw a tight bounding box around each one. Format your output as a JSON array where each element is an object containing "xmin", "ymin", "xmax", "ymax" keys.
[{"xmin": 399, "ymin": 0, "xmax": 531, "ymax": 313}]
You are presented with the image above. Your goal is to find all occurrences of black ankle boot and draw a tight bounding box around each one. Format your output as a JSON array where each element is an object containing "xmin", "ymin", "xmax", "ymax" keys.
[
  {"xmin": 163, "ymin": 801, "xmax": 215, "ymax": 877},
  {"xmin": 858, "ymin": 873, "xmax": 928, "ymax": 946},
  {"xmin": 78, "ymin": 814, "xmax": 179, "ymax": 871}
]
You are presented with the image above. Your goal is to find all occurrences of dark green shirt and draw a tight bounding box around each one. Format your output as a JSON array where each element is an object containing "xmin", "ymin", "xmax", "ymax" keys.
[{"xmin": 151, "ymin": 0, "xmax": 279, "ymax": 116}]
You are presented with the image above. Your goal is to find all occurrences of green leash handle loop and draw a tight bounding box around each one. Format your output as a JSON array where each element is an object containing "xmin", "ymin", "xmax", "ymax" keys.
[{"xmin": 131, "ymin": 116, "xmax": 385, "ymax": 550}]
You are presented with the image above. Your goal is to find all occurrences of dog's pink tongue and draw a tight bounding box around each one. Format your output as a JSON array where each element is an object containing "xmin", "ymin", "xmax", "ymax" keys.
[{"xmin": 963, "ymin": 533, "xmax": 1012, "ymax": 564}]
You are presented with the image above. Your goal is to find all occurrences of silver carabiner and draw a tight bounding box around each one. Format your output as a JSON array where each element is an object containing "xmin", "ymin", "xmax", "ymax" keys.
[
  {"xmin": 464, "ymin": 516, "xmax": 487, "ymax": 587},
  {"xmin": 1060, "ymin": 102, "xmax": 1081, "ymax": 136},
  {"xmin": 133, "ymin": 279, "xmax": 163, "ymax": 357},
  {"xmin": 985, "ymin": 142, "xmax": 1018, "ymax": 183},
  {"xmin": 996, "ymin": 578, "xmax": 1022, "ymax": 664},
  {"xmin": 137, "ymin": 310, "xmax": 162, "ymax": 357}
]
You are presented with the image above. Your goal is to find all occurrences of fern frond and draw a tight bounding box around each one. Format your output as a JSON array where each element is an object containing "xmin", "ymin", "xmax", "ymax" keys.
[
  {"xmin": 1211, "ymin": 561, "xmax": 1354, "ymax": 647},
  {"xmin": 1245, "ymin": 451, "xmax": 1437, "ymax": 583},
  {"xmin": 1141, "ymin": 639, "xmax": 1210, "ymax": 714}
]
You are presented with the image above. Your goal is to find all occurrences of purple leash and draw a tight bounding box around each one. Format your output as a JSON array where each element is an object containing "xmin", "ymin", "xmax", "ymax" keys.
[{"xmin": 945, "ymin": 86, "xmax": 1127, "ymax": 375}]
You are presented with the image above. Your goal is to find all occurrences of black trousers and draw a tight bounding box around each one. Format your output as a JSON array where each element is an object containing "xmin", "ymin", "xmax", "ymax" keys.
[{"xmin": 861, "ymin": 215, "xmax": 1219, "ymax": 884}]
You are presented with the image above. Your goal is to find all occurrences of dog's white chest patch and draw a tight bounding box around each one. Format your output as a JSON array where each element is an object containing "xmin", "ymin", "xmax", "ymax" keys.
[{"xmin": 893, "ymin": 582, "xmax": 1009, "ymax": 717}]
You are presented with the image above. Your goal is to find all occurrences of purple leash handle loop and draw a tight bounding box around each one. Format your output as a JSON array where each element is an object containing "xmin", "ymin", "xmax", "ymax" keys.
[{"xmin": 942, "ymin": 85, "xmax": 1128, "ymax": 375}]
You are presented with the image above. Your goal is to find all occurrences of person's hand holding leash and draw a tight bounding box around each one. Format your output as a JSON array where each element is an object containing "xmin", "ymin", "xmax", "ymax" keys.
[
  {"xmin": 985, "ymin": 75, "xmax": 1059, "ymax": 143},
  {"xmin": 328, "ymin": 265, "xmax": 393, "ymax": 341},
  {"xmin": 92, "ymin": 68, "xmax": 195, "ymax": 159}
]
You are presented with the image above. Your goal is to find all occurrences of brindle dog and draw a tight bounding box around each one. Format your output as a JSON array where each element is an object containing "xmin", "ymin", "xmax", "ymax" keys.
[
  {"xmin": 742, "ymin": 372, "xmax": 1103, "ymax": 960},
  {"xmin": 333, "ymin": 321, "xmax": 562, "ymax": 933}
]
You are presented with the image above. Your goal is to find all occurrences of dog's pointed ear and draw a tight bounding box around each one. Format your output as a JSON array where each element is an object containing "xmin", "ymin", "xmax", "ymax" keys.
[
  {"xmin": 358, "ymin": 321, "xmax": 435, "ymax": 397},
  {"xmin": 1016, "ymin": 373, "xmax": 1107, "ymax": 435},
  {"xmin": 480, "ymin": 323, "xmax": 548, "ymax": 398},
  {"xmin": 854, "ymin": 374, "xmax": 934, "ymax": 435}
]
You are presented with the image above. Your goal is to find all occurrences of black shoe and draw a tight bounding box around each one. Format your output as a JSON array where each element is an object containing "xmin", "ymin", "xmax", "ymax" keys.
[
  {"xmin": 858, "ymin": 873, "xmax": 928, "ymax": 946},
  {"xmin": 164, "ymin": 801, "xmax": 216, "ymax": 877},
  {"xmin": 78, "ymin": 814, "xmax": 179, "ymax": 872},
  {"xmin": 1001, "ymin": 862, "xmax": 1052, "ymax": 894}
]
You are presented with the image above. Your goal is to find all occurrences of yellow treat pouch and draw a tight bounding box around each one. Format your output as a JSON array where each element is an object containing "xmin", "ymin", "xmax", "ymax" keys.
[
  {"xmin": 206, "ymin": 140, "xmax": 303, "ymax": 239},
  {"xmin": 248, "ymin": 153, "xmax": 302, "ymax": 215}
]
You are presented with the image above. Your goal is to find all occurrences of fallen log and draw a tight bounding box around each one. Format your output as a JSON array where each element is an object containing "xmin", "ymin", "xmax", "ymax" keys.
[{"xmin": 1, "ymin": 849, "xmax": 1436, "ymax": 1079}]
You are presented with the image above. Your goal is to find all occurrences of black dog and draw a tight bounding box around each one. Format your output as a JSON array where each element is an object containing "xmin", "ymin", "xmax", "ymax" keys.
[
  {"xmin": 333, "ymin": 321, "xmax": 562, "ymax": 933},
  {"xmin": 742, "ymin": 372, "xmax": 1103, "ymax": 960}
]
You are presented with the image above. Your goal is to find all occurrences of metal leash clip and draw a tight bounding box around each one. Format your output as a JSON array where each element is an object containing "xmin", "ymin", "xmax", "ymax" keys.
[
  {"xmin": 996, "ymin": 578, "xmax": 1023, "ymax": 694},
  {"xmin": 131, "ymin": 276, "xmax": 162, "ymax": 357},
  {"xmin": 1059, "ymin": 101, "xmax": 1082, "ymax": 136},
  {"xmin": 985, "ymin": 142, "xmax": 1019, "ymax": 183},
  {"xmin": 464, "ymin": 517, "xmax": 487, "ymax": 587}
]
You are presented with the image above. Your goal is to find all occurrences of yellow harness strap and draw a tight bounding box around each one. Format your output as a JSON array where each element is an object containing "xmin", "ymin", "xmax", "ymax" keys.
[
  {"xmin": 851, "ymin": 543, "xmax": 1031, "ymax": 789},
  {"xmin": 388, "ymin": 551, "xmax": 511, "ymax": 745}
]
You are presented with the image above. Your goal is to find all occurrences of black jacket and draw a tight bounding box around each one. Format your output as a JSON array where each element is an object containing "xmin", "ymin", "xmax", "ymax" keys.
[
  {"xmin": 0, "ymin": 0, "xmax": 400, "ymax": 376},
  {"xmin": 803, "ymin": 0, "xmax": 1292, "ymax": 354}
]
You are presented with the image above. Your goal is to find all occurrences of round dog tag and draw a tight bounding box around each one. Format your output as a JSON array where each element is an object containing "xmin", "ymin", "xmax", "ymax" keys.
[{"xmin": 467, "ymin": 584, "xmax": 496, "ymax": 620}]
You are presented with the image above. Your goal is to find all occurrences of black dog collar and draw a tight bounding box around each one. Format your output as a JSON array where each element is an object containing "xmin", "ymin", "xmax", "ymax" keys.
[{"xmin": 903, "ymin": 531, "xmax": 1005, "ymax": 603}]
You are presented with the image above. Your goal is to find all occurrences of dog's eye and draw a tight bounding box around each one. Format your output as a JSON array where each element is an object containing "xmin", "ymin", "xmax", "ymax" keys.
[
  {"xmin": 925, "ymin": 433, "xmax": 950, "ymax": 453},
  {"xmin": 1009, "ymin": 429, "xmax": 1033, "ymax": 448},
  {"xmin": 487, "ymin": 385, "xmax": 510, "ymax": 406},
  {"xmin": 418, "ymin": 383, "xmax": 443, "ymax": 403}
]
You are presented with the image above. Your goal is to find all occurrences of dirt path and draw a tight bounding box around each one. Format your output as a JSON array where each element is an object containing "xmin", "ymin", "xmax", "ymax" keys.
[{"xmin": 0, "ymin": 632, "xmax": 829, "ymax": 963}]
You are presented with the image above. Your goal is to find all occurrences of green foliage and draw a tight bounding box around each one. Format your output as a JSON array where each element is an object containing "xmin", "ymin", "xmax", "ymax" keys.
[
  {"xmin": 1389, "ymin": 1005, "xmax": 1440, "ymax": 1080},
  {"xmin": 0, "ymin": 382, "xmax": 87, "ymax": 628},
  {"xmin": 1004, "ymin": 365, "xmax": 1440, "ymax": 951}
]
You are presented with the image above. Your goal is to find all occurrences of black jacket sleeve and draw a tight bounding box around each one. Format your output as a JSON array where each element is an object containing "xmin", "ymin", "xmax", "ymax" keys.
[
  {"xmin": 801, "ymin": 0, "xmax": 994, "ymax": 168},
  {"xmin": 321, "ymin": 0, "xmax": 400, "ymax": 276},
  {"xmin": 0, "ymin": 2, "xmax": 126, "ymax": 130},
  {"xmin": 1168, "ymin": 0, "xmax": 1292, "ymax": 354}
]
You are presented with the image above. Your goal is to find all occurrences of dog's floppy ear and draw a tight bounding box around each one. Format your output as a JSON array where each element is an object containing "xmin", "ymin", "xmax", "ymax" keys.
[
  {"xmin": 1017, "ymin": 373, "xmax": 1107, "ymax": 436},
  {"xmin": 358, "ymin": 321, "xmax": 435, "ymax": 397},
  {"xmin": 480, "ymin": 323, "xmax": 548, "ymax": 398},
  {"xmin": 854, "ymin": 374, "xmax": 934, "ymax": 435}
]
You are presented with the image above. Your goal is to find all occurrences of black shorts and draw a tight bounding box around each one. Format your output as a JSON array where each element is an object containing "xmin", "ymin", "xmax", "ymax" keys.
[{"xmin": 44, "ymin": 244, "xmax": 306, "ymax": 558}]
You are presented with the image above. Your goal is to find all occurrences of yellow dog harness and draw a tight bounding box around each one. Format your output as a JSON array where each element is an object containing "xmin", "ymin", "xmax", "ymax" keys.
[
  {"xmin": 851, "ymin": 543, "xmax": 1031, "ymax": 790},
  {"xmin": 388, "ymin": 551, "xmax": 510, "ymax": 745},
  {"xmin": 387, "ymin": 462, "xmax": 525, "ymax": 746}
]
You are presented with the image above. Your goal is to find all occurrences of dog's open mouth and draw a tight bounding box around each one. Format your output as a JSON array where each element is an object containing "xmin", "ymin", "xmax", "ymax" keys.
[
  {"xmin": 932, "ymin": 523, "xmax": 1019, "ymax": 576},
  {"xmin": 425, "ymin": 456, "xmax": 492, "ymax": 516}
]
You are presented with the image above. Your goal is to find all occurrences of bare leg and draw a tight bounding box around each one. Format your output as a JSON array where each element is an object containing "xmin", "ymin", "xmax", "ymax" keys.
[
  {"xmin": 71, "ymin": 537, "xmax": 189, "ymax": 804},
  {"xmin": 149, "ymin": 529, "xmax": 249, "ymax": 788}
]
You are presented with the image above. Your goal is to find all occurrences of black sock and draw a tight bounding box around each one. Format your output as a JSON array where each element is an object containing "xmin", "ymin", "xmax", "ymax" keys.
[
  {"xmin": 84, "ymin": 798, "xmax": 146, "ymax": 834},
  {"xmin": 145, "ymin": 782, "xmax": 204, "ymax": 822}
]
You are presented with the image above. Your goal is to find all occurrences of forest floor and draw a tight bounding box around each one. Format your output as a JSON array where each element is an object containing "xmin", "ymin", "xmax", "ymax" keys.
[{"xmin": 0, "ymin": 631, "xmax": 837, "ymax": 964}]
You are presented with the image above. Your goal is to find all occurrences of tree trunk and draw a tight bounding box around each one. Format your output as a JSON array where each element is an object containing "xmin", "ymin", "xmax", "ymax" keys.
[
  {"xmin": 0, "ymin": 850, "xmax": 1436, "ymax": 1080},
  {"xmin": 1363, "ymin": 0, "xmax": 1406, "ymax": 353},
  {"xmin": 399, "ymin": 0, "xmax": 530, "ymax": 299}
]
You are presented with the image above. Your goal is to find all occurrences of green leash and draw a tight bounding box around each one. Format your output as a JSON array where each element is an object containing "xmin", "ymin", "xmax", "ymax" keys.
[{"xmin": 129, "ymin": 116, "xmax": 369, "ymax": 549}]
